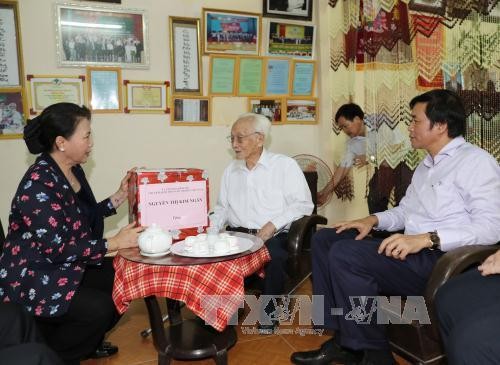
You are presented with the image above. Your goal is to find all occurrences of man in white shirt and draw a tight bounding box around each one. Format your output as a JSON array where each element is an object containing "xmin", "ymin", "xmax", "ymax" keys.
[{"xmin": 210, "ymin": 113, "xmax": 314, "ymax": 333}]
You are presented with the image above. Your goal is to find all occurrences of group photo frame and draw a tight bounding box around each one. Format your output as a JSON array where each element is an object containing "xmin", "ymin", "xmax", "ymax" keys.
[
  {"xmin": 55, "ymin": 3, "xmax": 149, "ymax": 68},
  {"xmin": 171, "ymin": 96, "xmax": 211, "ymax": 126},
  {"xmin": 0, "ymin": 1, "xmax": 24, "ymax": 88},
  {"xmin": 248, "ymin": 97, "xmax": 284, "ymax": 124},
  {"xmin": 285, "ymin": 97, "xmax": 318, "ymax": 124},
  {"xmin": 87, "ymin": 66, "xmax": 122, "ymax": 112},
  {"xmin": 265, "ymin": 20, "xmax": 315, "ymax": 59},
  {"xmin": 124, "ymin": 80, "xmax": 169, "ymax": 113},
  {"xmin": 262, "ymin": 0, "xmax": 313, "ymax": 21},
  {"xmin": 0, "ymin": 89, "xmax": 27, "ymax": 139}
]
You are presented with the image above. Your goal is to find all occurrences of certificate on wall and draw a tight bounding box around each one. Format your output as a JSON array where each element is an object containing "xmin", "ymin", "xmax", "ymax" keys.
[
  {"xmin": 27, "ymin": 75, "xmax": 85, "ymax": 114},
  {"xmin": 237, "ymin": 56, "xmax": 264, "ymax": 96},
  {"xmin": 0, "ymin": 4, "xmax": 22, "ymax": 87},
  {"xmin": 171, "ymin": 96, "xmax": 211, "ymax": 126},
  {"xmin": 291, "ymin": 60, "xmax": 316, "ymax": 96},
  {"xmin": 124, "ymin": 80, "xmax": 169, "ymax": 113},
  {"xmin": 209, "ymin": 55, "xmax": 236, "ymax": 95},
  {"xmin": 265, "ymin": 58, "xmax": 290, "ymax": 96},
  {"xmin": 87, "ymin": 67, "xmax": 122, "ymax": 112}
]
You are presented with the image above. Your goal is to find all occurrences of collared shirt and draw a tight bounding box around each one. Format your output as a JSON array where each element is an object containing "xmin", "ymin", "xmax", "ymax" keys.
[
  {"xmin": 211, "ymin": 149, "xmax": 314, "ymax": 232},
  {"xmin": 375, "ymin": 137, "xmax": 500, "ymax": 251}
]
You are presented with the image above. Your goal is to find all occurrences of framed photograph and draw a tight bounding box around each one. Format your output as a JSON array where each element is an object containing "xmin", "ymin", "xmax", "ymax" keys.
[
  {"xmin": 263, "ymin": 0, "xmax": 313, "ymax": 21},
  {"xmin": 291, "ymin": 60, "xmax": 316, "ymax": 96},
  {"xmin": 124, "ymin": 80, "xmax": 169, "ymax": 113},
  {"xmin": 408, "ymin": 0, "xmax": 447, "ymax": 16},
  {"xmin": 0, "ymin": 1, "xmax": 24, "ymax": 87},
  {"xmin": 169, "ymin": 16, "xmax": 202, "ymax": 95},
  {"xmin": 203, "ymin": 8, "xmax": 261, "ymax": 55},
  {"xmin": 285, "ymin": 97, "xmax": 318, "ymax": 124},
  {"xmin": 55, "ymin": 3, "xmax": 149, "ymax": 68},
  {"xmin": 0, "ymin": 89, "xmax": 27, "ymax": 139},
  {"xmin": 264, "ymin": 57, "xmax": 291, "ymax": 96},
  {"xmin": 209, "ymin": 55, "xmax": 237, "ymax": 96},
  {"xmin": 237, "ymin": 56, "xmax": 264, "ymax": 96},
  {"xmin": 266, "ymin": 20, "xmax": 315, "ymax": 59},
  {"xmin": 248, "ymin": 97, "xmax": 284, "ymax": 124},
  {"xmin": 27, "ymin": 75, "xmax": 86, "ymax": 115},
  {"xmin": 87, "ymin": 67, "xmax": 122, "ymax": 112},
  {"xmin": 171, "ymin": 96, "xmax": 211, "ymax": 126}
]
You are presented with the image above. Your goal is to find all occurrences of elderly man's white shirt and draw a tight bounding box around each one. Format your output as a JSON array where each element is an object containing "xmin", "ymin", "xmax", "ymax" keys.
[{"xmin": 211, "ymin": 149, "xmax": 314, "ymax": 232}]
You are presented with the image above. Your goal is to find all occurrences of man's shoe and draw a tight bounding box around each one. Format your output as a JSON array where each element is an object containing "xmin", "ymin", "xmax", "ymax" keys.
[
  {"xmin": 346, "ymin": 349, "xmax": 396, "ymax": 365},
  {"xmin": 89, "ymin": 341, "xmax": 119, "ymax": 359},
  {"xmin": 257, "ymin": 320, "xmax": 278, "ymax": 335},
  {"xmin": 291, "ymin": 337, "xmax": 363, "ymax": 364}
]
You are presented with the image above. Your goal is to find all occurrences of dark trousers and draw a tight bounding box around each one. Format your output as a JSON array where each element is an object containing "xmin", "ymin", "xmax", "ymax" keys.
[
  {"xmin": 35, "ymin": 257, "xmax": 120, "ymax": 365},
  {"xmin": 436, "ymin": 269, "xmax": 500, "ymax": 365},
  {"xmin": 0, "ymin": 302, "xmax": 63, "ymax": 365},
  {"xmin": 311, "ymin": 229, "xmax": 443, "ymax": 350}
]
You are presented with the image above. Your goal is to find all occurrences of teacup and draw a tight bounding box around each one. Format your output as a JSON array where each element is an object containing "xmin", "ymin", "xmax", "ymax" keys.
[
  {"xmin": 184, "ymin": 236, "xmax": 197, "ymax": 252},
  {"xmin": 214, "ymin": 238, "xmax": 229, "ymax": 254},
  {"xmin": 227, "ymin": 236, "xmax": 238, "ymax": 251},
  {"xmin": 195, "ymin": 239, "xmax": 209, "ymax": 254}
]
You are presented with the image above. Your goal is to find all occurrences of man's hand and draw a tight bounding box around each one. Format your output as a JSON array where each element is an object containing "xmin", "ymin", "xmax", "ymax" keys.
[
  {"xmin": 377, "ymin": 233, "xmax": 431, "ymax": 260},
  {"xmin": 478, "ymin": 250, "xmax": 500, "ymax": 276},
  {"xmin": 258, "ymin": 222, "xmax": 276, "ymax": 242},
  {"xmin": 332, "ymin": 215, "xmax": 378, "ymax": 240}
]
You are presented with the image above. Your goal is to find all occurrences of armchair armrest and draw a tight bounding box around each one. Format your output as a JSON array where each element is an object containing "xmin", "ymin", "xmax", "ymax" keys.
[{"xmin": 287, "ymin": 214, "xmax": 328, "ymax": 256}]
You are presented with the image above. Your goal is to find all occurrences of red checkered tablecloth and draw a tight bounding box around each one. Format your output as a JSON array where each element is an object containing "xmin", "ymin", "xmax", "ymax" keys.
[{"xmin": 112, "ymin": 247, "xmax": 271, "ymax": 332}]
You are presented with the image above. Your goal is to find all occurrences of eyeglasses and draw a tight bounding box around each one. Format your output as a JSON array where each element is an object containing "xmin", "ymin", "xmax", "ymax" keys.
[{"xmin": 226, "ymin": 132, "xmax": 260, "ymax": 144}]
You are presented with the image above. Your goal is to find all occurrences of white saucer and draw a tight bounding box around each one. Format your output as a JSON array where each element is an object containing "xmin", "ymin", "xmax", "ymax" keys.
[{"xmin": 140, "ymin": 250, "xmax": 170, "ymax": 257}]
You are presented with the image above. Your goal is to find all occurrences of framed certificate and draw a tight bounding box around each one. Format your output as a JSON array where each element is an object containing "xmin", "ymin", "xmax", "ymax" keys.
[
  {"xmin": 264, "ymin": 57, "xmax": 291, "ymax": 96},
  {"xmin": 237, "ymin": 56, "xmax": 264, "ymax": 96},
  {"xmin": 0, "ymin": 89, "xmax": 27, "ymax": 139},
  {"xmin": 86, "ymin": 67, "xmax": 122, "ymax": 112},
  {"xmin": 291, "ymin": 60, "xmax": 316, "ymax": 96},
  {"xmin": 285, "ymin": 97, "xmax": 318, "ymax": 124},
  {"xmin": 169, "ymin": 17, "xmax": 202, "ymax": 95},
  {"xmin": 0, "ymin": 1, "xmax": 24, "ymax": 87},
  {"xmin": 248, "ymin": 97, "xmax": 284, "ymax": 124},
  {"xmin": 209, "ymin": 55, "xmax": 237, "ymax": 95},
  {"xmin": 27, "ymin": 75, "xmax": 86, "ymax": 115},
  {"xmin": 124, "ymin": 80, "xmax": 169, "ymax": 113},
  {"xmin": 171, "ymin": 96, "xmax": 211, "ymax": 126}
]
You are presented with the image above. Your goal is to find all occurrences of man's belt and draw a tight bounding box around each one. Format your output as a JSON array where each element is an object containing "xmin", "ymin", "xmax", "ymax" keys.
[{"xmin": 226, "ymin": 226, "xmax": 259, "ymax": 235}]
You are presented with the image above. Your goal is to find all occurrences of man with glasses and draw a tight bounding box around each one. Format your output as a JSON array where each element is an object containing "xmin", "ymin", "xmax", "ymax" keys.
[{"xmin": 210, "ymin": 113, "xmax": 314, "ymax": 334}]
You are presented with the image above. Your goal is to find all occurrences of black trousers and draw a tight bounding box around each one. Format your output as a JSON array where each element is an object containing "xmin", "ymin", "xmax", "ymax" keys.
[
  {"xmin": 0, "ymin": 302, "xmax": 63, "ymax": 365},
  {"xmin": 311, "ymin": 229, "xmax": 442, "ymax": 350},
  {"xmin": 35, "ymin": 257, "xmax": 120, "ymax": 365},
  {"xmin": 436, "ymin": 269, "xmax": 500, "ymax": 365}
]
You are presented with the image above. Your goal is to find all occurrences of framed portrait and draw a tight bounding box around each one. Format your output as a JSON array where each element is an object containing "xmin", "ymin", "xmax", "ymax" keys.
[
  {"xmin": 0, "ymin": 1, "xmax": 24, "ymax": 87},
  {"xmin": 209, "ymin": 55, "xmax": 237, "ymax": 96},
  {"xmin": 171, "ymin": 96, "xmax": 211, "ymax": 126},
  {"xmin": 291, "ymin": 60, "xmax": 316, "ymax": 96},
  {"xmin": 203, "ymin": 8, "xmax": 261, "ymax": 55},
  {"xmin": 87, "ymin": 66, "xmax": 122, "ymax": 112},
  {"xmin": 408, "ymin": 0, "xmax": 447, "ymax": 16},
  {"xmin": 55, "ymin": 3, "xmax": 149, "ymax": 68},
  {"xmin": 124, "ymin": 80, "xmax": 169, "ymax": 113},
  {"xmin": 285, "ymin": 97, "xmax": 318, "ymax": 124},
  {"xmin": 0, "ymin": 89, "xmax": 27, "ymax": 139},
  {"xmin": 248, "ymin": 97, "xmax": 284, "ymax": 124},
  {"xmin": 237, "ymin": 56, "xmax": 264, "ymax": 96},
  {"xmin": 263, "ymin": 0, "xmax": 313, "ymax": 21},
  {"xmin": 264, "ymin": 57, "xmax": 291, "ymax": 96},
  {"xmin": 170, "ymin": 17, "xmax": 202, "ymax": 95},
  {"xmin": 266, "ymin": 20, "xmax": 315, "ymax": 59},
  {"xmin": 27, "ymin": 75, "xmax": 86, "ymax": 115}
]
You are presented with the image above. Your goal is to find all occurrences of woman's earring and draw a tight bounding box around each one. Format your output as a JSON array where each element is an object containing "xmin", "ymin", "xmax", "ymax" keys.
[{"xmin": 59, "ymin": 147, "xmax": 65, "ymax": 152}]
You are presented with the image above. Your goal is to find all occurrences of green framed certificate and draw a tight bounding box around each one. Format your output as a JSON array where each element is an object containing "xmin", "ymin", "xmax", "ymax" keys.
[
  {"xmin": 209, "ymin": 55, "xmax": 236, "ymax": 95},
  {"xmin": 237, "ymin": 56, "xmax": 264, "ymax": 96},
  {"xmin": 291, "ymin": 60, "xmax": 315, "ymax": 96}
]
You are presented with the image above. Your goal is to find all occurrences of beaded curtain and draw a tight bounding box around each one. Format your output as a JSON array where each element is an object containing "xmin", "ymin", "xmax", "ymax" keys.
[{"xmin": 328, "ymin": 0, "xmax": 499, "ymax": 201}]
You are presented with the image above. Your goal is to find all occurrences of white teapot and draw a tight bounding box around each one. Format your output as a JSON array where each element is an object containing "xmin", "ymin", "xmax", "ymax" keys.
[{"xmin": 138, "ymin": 224, "xmax": 172, "ymax": 254}]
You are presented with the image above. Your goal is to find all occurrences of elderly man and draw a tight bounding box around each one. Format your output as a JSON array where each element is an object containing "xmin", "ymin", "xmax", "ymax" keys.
[
  {"xmin": 210, "ymin": 113, "xmax": 314, "ymax": 333},
  {"xmin": 291, "ymin": 89, "xmax": 500, "ymax": 365}
]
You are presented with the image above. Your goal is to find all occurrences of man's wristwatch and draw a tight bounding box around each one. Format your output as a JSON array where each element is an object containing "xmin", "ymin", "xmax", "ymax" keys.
[{"xmin": 428, "ymin": 230, "xmax": 441, "ymax": 250}]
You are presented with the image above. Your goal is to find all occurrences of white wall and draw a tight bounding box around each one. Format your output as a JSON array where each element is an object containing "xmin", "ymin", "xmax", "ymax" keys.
[{"xmin": 0, "ymin": 0, "xmax": 368, "ymax": 235}]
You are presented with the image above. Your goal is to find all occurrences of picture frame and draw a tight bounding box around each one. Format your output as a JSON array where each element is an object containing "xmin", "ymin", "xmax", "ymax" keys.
[
  {"xmin": 55, "ymin": 3, "xmax": 149, "ymax": 68},
  {"xmin": 169, "ymin": 16, "xmax": 202, "ymax": 95},
  {"xmin": 0, "ymin": 1, "xmax": 24, "ymax": 87},
  {"xmin": 264, "ymin": 57, "xmax": 291, "ymax": 96},
  {"xmin": 27, "ymin": 75, "xmax": 86, "ymax": 115},
  {"xmin": 0, "ymin": 89, "xmax": 28, "ymax": 139},
  {"xmin": 124, "ymin": 80, "xmax": 169, "ymax": 113},
  {"xmin": 408, "ymin": 0, "xmax": 447, "ymax": 16},
  {"xmin": 248, "ymin": 97, "xmax": 284, "ymax": 124},
  {"xmin": 266, "ymin": 20, "xmax": 315, "ymax": 59},
  {"xmin": 86, "ymin": 66, "xmax": 122, "ymax": 112},
  {"xmin": 290, "ymin": 60, "xmax": 316, "ymax": 96},
  {"xmin": 285, "ymin": 97, "xmax": 318, "ymax": 124},
  {"xmin": 263, "ymin": 0, "xmax": 313, "ymax": 21},
  {"xmin": 209, "ymin": 55, "xmax": 237, "ymax": 96},
  {"xmin": 203, "ymin": 8, "xmax": 261, "ymax": 55},
  {"xmin": 171, "ymin": 96, "xmax": 211, "ymax": 126},
  {"xmin": 237, "ymin": 56, "xmax": 264, "ymax": 96},
  {"xmin": 83, "ymin": 0, "xmax": 121, "ymax": 3}
]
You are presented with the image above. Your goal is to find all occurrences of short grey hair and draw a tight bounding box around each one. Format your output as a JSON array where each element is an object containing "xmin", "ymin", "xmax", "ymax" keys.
[{"xmin": 236, "ymin": 112, "xmax": 271, "ymax": 138}]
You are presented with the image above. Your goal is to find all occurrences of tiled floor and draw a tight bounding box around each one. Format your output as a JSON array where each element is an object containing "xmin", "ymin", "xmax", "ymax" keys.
[{"xmin": 82, "ymin": 278, "xmax": 410, "ymax": 365}]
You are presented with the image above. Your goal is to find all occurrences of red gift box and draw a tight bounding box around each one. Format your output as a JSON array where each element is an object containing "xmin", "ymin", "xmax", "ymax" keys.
[{"xmin": 128, "ymin": 168, "xmax": 210, "ymax": 240}]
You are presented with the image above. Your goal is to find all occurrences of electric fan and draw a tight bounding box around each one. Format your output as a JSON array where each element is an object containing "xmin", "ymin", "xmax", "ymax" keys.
[{"xmin": 293, "ymin": 154, "xmax": 334, "ymax": 207}]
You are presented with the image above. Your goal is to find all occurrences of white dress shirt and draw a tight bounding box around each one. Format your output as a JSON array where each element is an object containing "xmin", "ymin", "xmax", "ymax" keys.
[{"xmin": 211, "ymin": 149, "xmax": 314, "ymax": 232}]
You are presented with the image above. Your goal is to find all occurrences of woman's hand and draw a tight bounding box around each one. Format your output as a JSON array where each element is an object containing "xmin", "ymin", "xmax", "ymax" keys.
[
  {"xmin": 110, "ymin": 171, "xmax": 132, "ymax": 209},
  {"xmin": 478, "ymin": 250, "xmax": 500, "ymax": 276},
  {"xmin": 107, "ymin": 222, "xmax": 144, "ymax": 252}
]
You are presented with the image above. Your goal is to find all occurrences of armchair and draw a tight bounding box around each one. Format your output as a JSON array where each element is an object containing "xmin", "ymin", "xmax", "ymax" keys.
[{"xmin": 387, "ymin": 244, "xmax": 499, "ymax": 365}]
